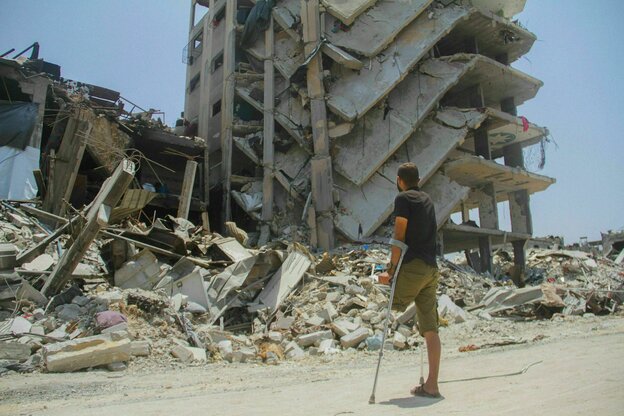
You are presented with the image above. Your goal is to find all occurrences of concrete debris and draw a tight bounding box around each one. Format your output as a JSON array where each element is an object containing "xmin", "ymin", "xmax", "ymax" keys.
[{"xmin": 0, "ymin": 186, "xmax": 622, "ymax": 374}]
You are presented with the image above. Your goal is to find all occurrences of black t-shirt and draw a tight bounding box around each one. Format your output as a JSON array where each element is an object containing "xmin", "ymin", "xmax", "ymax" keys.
[{"xmin": 393, "ymin": 186, "xmax": 438, "ymax": 267}]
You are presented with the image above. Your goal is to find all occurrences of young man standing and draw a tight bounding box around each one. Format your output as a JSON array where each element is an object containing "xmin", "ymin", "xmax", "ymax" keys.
[{"xmin": 378, "ymin": 162, "xmax": 442, "ymax": 398}]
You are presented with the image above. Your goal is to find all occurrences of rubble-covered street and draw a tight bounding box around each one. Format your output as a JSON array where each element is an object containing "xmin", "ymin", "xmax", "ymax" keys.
[{"xmin": 2, "ymin": 0, "xmax": 624, "ymax": 414}]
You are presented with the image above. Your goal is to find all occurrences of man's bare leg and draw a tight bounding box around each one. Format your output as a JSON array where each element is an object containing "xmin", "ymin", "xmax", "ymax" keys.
[{"xmin": 423, "ymin": 330, "xmax": 441, "ymax": 394}]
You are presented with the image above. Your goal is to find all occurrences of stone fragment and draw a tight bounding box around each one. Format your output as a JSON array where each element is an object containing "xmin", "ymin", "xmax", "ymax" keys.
[
  {"xmin": 232, "ymin": 347, "xmax": 256, "ymax": 363},
  {"xmin": 346, "ymin": 285, "xmax": 366, "ymax": 296},
  {"xmin": 326, "ymin": 292, "xmax": 342, "ymax": 303},
  {"xmin": 296, "ymin": 330, "xmax": 333, "ymax": 347},
  {"xmin": 284, "ymin": 341, "xmax": 305, "ymax": 360},
  {"xmin": 268, "ymin": 331, "xmax": 283, "ymax": 343},
  {"xmin": 273, "ymin": 316, "xmax": 295, "ymax": 330},
  {"xmin": 56, "ymin": 304, "xmax": 82, "ymax": 322},
  {"xmin": 396, "ymin": 302, "xmax": 417, "ymax": 324},
  {"xmin": 130, "ymin": 341, "xmax": 151, "ymax": 357},
  {"xmin": 101, "ymin": 322, "xmax": 129, "ymax": 334},
  {"xmin": 305, "ymin": 315, "xmax": 326, "ymax": 327},
  {"xmin": 171, "ymin": 345, "xmax": 207, "ymax": 363},
  {"xmin": 107, "ymin": 362, "xmax": 127, "ymax": 372},
  {"xmin": 0, "ymin": 342, "xmax": 31, "ymax": 361},
  {"xmin": 340, "ymin": 327, "xmax": 369, "ymax": 348},
  {"xmin": 393, "ymin": 332, "xmax": 407, "ymax": 350},
  {"xmin": 43, "ymin": 334, "xmax": 131, "ymax": 373},
  {"xmin": 217, "ymin": 340, "xmax": 233, "ymax": 361},
  {"xmin": 10, "ymin": 317, "xmax": 32, "ymax": 335},
  {"xmin": 319, "ymin": 302, "xmax": 338, "ymax": 323}
]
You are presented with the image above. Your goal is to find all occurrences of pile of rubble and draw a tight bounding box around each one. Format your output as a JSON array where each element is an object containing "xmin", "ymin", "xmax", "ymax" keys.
[{"xmin": 1, "ymin": 201, "xmax": 623, "ymax": 375}]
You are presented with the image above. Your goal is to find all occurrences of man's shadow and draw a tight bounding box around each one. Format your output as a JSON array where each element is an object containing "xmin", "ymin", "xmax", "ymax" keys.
[{"xmin": 379, "ymin": 395, "xmax": 445, "ymax": 409}]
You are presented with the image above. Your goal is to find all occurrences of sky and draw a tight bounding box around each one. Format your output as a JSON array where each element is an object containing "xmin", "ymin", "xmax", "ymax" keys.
[{"xmin": 1, "ymin": 0, "xmax": 623, "ymax": 244}]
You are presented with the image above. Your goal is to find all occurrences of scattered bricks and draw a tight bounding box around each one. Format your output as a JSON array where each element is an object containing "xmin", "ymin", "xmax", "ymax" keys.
[
  {"xmin": 0, "ymin": 342, "xmax": 31, "ymax": 361},
  {"xmin": 296, "ymin": 330, "xmax": 333, "ymax": 347},
  {"xmin": 305, "ymin": 315, "xmax": 325, "ymax": 327},
  {"xmin": 393, "ymin": 332, "xmax": 407, "ymax": 350},
  {"xmin": 171, "ymin": 345, "xmax": 207, "ymax": 363},
  {"xmin": 340, "ymin": 297, "xmax": 366, "ymax": 314},
  {"xmin": 360, "ymin": 310, "xmax": 376, "ymax": 322},
  {"xmin": 43, "ymin": 334, "xmax": 131, "ymax": 373},
  {"xmin": 370, "ymin": 311, "xmax": 386, "ymax": 325},
  {"xmin": 326, "ymin": 292, "xmax": 342, "ymax": 303},
  {"xmin": 396, "ymin": 302, "xmax": 417, "ymax": 325},
  {"xmin": 331, "ymin": 320, "xmax": 360, "ymax": 337},
  {"xmin": 340, "ymin": 327, "xmax": 369, "ymax": 349},
  {"xmin": 346, "ymin": 284, "xmax": 366, "ymax": 296},
  {"xmin": 319, "ymin": 302, "xmax": 338, "ymax": 323},
  {"xmin": 268, "ymin": 331, "xmax": 283, "ymax": 343},
  {"xmin": 130, "ymin": 341, "xmax": 151, "ymax": 357}
]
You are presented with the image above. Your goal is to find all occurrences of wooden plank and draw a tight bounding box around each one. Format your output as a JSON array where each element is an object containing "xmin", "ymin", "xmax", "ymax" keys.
[
  {"xmin": 301, "ymin": 0, "xmax": 334, "ymax": 251},
  {"xmin": 260, "ymin": 18, "xmax": 276, "ymax": 245},
  {"xmin": 220, "ymin": 0, "xmax": 237, "ymax": 224},
  {"xmin": 177, "ymin": 160, "xmax": 198, "ymax": 219},
  {"xmin": 41, "ymin": 160, "xmax": 136, "ymax": 296}
]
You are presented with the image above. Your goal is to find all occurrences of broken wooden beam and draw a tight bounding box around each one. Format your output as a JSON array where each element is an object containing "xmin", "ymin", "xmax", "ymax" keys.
[
  {"xmin": 42, "ymin": 159, "xmax": 136, "ymax": 296},
  {"xmin": 177, "ymin": 160, "xmax": 198, "ymax": 220}
]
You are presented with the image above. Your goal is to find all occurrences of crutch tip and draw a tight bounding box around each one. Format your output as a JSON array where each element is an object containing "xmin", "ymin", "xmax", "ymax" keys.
[{"xmin": 368, "ymin": 395, "xmax": 375, "ymax": 404}]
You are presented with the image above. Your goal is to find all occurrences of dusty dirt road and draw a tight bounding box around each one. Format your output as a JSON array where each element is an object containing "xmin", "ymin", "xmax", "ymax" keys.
[{"xmin": 2, "ymin": 317, "xmax": 623, "ymax": 416}]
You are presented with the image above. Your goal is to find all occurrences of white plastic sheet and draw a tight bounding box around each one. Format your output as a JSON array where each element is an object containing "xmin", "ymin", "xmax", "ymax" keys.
[{"xmin": 0, "ymin": 145, "xmax": 39, "ymax": 200}]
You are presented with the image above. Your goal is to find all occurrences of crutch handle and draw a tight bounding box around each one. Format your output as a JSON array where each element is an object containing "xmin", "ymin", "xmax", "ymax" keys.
[{"xmin": 389, "ymin": 238, "xmax": 408, "ymax": 253}]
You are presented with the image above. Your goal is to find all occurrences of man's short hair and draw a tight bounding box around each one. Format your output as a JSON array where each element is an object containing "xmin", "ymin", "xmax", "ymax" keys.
[{"xmin": 397, "ymin": 162, "xmax": 420, "ymax": 188}]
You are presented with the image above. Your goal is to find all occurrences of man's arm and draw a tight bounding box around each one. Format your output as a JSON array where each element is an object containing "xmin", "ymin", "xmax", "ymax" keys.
[
  {"xmin": 379, "ymin": 216, "xmax": 408, "ymax": 284},
  {"xmin": 388, "ymin": 216, "xmax": 408, "ymax": 275}
]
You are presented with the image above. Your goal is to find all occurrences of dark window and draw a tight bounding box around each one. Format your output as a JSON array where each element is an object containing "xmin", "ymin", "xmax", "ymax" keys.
[
  {"xmin": 212, "ymin": 100, "xmax": 221, "ymax": 117},
  {"xmin": 211, "ymin": 52, "xmax": 224, "ymax": 73},
  {"xmin": 189, "ymin": 73, "xmax": 200, "ymax": 92}
]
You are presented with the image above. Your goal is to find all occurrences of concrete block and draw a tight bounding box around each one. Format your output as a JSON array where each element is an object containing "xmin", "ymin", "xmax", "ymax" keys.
[
  {"xmin": 10, "ymin": 316, "xmax": 32, "ymax": 335},
  {"xmin": 305, "ymin": 315, "xmax": 326, "ymax": 326},
  {"xmin": 171, "ymin": 345, "xmax": 207, "ymax": 363},
  {"xmin": 101, "ymin": 322, "xmax": 129, "ymax": 334},
  {"xmin": 345, "ymin": 285, "xmax": 366, "ymax": 296},
  {"xmin": 284, "ymin": 341, "xmax": 305, "ymax": 360},
  {"xmin": 393, "ymin": 332, "xmax": 407, "ymax": 350},
  {"xmin": 319, "ymin": 302, "xmax": 338, "ymax": 323},
  {"xmin": 217, "ymin": 340, "xmax": 233, "ymax": 361},
  {"xmin": 56, "ymin": 304, "xmax": 82, "ymax": 322},
  {"xmin": 296, "ymin": 330, "xmax": 333, "ymax": 347},
  {"xmin": 330, "ymin": 320, "xmax": 359, "ymax": 337},
  {"xmin": 325, "ymin": 292, "xmax": 342, "ymax": 303},
  {"xmin": 130, "ymin": 341, "xmax": 151, "ymax": 357},
  {"xmin": 0, "ymin": 342, "xmax": 31, "ymax": 361},
  {"xmin": 268, "ymin": 331, "xmax": 283, "ymax": 343},
  {"xmin": 94, "ymin": 290, "xmax": 123, "ymax": 306},
  {"xmin": 43, "ymin": 334, "xmax": 131, "ymax": 373},
  {"xmin": 232, "ymin": 347, "xmax": 256, "ymax": 363},
  {"xmin": 360, "ymin": 310, "xmax": 376, "ymax": 322},
  {"xmin": 340, "ymin": 327, "xmax": 369, "ymax": 349}
]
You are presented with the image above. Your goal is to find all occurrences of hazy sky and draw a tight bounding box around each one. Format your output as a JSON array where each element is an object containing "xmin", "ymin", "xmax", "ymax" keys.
[{"xmin": 1, "ymin": 1, "xmax": 622, "ymax": 244}]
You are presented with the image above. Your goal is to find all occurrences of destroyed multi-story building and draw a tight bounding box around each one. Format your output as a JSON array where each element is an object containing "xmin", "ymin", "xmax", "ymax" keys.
[{"xmin": 182, "ymin": 0, "xmax": 555, "ymax": 273}]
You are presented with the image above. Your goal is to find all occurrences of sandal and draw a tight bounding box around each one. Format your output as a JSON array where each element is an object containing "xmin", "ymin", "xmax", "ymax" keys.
[{"xmin": 410, "ymin": 384, "xmax": 441, "ymax": 398}]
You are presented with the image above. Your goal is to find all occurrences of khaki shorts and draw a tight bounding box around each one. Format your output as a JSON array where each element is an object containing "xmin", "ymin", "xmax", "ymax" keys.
[{"xmin": 392, "ymin": 258, "xmax": 440, "ymax": 335}]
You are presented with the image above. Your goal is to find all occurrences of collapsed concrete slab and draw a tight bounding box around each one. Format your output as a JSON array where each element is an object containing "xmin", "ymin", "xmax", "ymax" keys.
[{"xmin": 42, "ymin": 333, "xmax": 131, "ymax": 373}]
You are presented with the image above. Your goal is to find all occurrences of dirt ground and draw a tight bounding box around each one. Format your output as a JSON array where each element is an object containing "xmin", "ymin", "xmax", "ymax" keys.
[{"xmin": 1, "ymin": 315, "xmax": 623, "ymax": 416}]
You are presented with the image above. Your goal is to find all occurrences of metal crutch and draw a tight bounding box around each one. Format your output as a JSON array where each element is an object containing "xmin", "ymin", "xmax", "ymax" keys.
[{"xmin": 369, "ymin": 238, "xmax": 409, "ymax": 405}]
